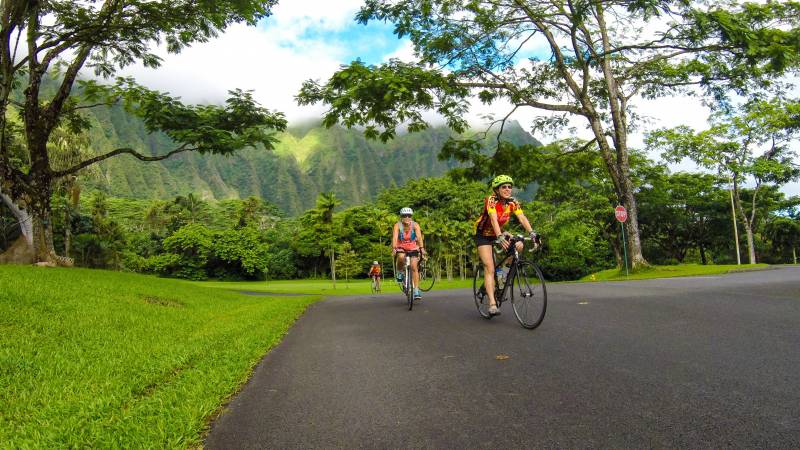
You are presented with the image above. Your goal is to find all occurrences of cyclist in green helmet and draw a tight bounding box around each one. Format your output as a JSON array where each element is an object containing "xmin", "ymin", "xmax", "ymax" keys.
[{"xmin": 474, "ymin": 175, "xmax": 539, "ymax": 315}]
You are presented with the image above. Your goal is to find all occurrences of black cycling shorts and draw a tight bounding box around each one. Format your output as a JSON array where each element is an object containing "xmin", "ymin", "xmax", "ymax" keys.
[
  {"xmin": 475, "ymin": 234, "xmax": 496, "ymax": 247},
  {"xmin": 397, "ymin": 250, "xmax": 420, "ymax": 258}
]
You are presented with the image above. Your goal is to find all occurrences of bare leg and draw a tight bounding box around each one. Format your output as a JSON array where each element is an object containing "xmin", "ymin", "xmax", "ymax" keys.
[
  {"xmin": 395, "ymin": 252, "xmax": 406, "ymax": 277},
  {"xmin": 477, "ymin": 244, "xmax": 497, "ymax": 307},
  {"xmin": 411, "ymin": 256, "xmax": 420, "ymax": 289}
]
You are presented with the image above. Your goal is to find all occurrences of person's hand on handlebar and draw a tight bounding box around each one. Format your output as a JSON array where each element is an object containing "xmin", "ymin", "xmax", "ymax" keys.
[
  {"xmin": 496, "ymin": 234, "xmax": 510, "ymax": 250},
  {"xmin": 529, "ymin": 230, "xmax": 542, "ymax": 249}
]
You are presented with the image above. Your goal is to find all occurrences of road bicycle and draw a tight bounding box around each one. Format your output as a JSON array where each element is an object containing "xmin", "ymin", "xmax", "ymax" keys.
[
  {"xmin": 473, "ymin": 235, "xmax": 547, "ymax": 329},
  {"xmin": 394, "ymin": 250, "xmax": 435, "ymax": 311},
  {"xmin": 370, "ymin": 275, "xmax": 382, "ymax": 294}
]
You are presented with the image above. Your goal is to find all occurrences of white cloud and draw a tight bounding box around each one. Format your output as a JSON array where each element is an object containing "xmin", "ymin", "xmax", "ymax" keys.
[{"xmin": 115, "ymin": 1, "xmax": 368, "ymax": 122}]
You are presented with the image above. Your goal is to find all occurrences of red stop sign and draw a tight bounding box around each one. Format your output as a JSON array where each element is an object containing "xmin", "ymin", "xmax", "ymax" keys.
[{"xmin": 615, "ymin": 205, "xmax": 628, "ymax": 223}]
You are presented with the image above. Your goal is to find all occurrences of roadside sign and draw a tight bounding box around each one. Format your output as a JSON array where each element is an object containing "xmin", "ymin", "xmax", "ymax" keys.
[{"xmin": 615, "ymin": 205, "xmax": 627, "ymax": 223}]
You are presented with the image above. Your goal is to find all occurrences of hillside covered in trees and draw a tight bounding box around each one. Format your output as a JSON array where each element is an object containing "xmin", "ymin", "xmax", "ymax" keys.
[{"xmin": 80, "ymin": 99, "xmax": 538, "ymax": 215}]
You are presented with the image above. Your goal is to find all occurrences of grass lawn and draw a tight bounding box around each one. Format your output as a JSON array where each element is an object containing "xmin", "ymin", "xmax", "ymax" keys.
[
  {"xmin": 580, "ymin": 263, "xmax": 770, "ymax": 281},
  {"xmin": 192, "ymin": 277, "xmax": 475, "ymax": 296},
  {"xmin": 0, "ymin": 265, "xmax": 317, "ymax": 448}
]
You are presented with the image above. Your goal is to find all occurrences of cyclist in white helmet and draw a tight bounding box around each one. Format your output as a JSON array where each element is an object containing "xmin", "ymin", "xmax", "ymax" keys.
[{"xmin": 392, "ymin": 207, "xmax": 425, "ymax": 300}]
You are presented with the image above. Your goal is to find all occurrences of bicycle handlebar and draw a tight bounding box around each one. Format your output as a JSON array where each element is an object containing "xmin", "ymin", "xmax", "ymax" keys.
[{"xmin": 495, "ymin": 234, "xmax": 542, "ymax": 252}]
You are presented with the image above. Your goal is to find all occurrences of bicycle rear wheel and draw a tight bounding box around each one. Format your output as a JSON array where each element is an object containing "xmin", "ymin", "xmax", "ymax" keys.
[
  {"xmin": 418, "ymin": 254, "xmax": 436, "ymax": 292},
  {"xmin": 511, "ymin": 261, "xmax": 547, "ymax": 329},
  {"xmin": 472, "ymin": 265, "xmax": 491, "ymax": 319}
]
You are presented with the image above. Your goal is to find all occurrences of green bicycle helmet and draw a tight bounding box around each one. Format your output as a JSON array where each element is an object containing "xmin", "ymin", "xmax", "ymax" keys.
[{"xmin": 491, "ymin": 175, "xmax": 514, "ymax": 189}]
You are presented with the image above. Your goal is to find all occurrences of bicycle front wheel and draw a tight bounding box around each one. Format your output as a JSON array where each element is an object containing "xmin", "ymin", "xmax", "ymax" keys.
[
  {"xmin": 511, "ymin": 261, "xmax": 547, "ymax": 329},
  {"xmin": 418, "ymin": 255, "xmax": 436, "ymax": 292},
  {"xmin": 472, "ymin": 265, "xmax": 491, "ymax": 319},
  {"xmin": 406, "ymin": 267, "xmax": 414, "ymax": 311}
]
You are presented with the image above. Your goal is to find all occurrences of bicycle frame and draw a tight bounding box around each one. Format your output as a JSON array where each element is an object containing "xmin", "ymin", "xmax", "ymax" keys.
[
  {"xmin": 492, "ymin": 238, "xmax": 523, "ymax": 307},
  {"xmin": 397, "ymin": 251, "xmax": 421, "ymax": 293}
]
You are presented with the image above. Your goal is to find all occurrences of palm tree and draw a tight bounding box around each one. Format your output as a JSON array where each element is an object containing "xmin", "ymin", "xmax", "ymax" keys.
[{"xmin": 310, "ymin": 192, "xmax": 341, "ymax": 287}]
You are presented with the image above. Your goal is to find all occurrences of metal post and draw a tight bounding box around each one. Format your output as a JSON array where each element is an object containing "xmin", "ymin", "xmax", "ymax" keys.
[
  {"xmin": 729, "ymin": 178, "xmax": 741, "ymax": 265},
  {"xmin": 621, "ymin": 222, "xmax": 629, "ymax": 277}
]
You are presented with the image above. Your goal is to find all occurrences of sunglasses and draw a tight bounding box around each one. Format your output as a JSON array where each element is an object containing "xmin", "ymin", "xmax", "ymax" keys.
[
  {"xmin": 400, "ymin": 214, "xmax": 412, "ymax": 218},
  {"xmin": 498, "ymin": 184, "xmax": 513, "ymax": 190}
]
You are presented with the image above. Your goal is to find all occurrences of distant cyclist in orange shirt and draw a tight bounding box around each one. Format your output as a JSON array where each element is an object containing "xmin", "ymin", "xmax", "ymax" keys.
[
  {"xmin": 475, "ymin": 175, "xmax": 538, "ymax": 316},
  {"xmin": 368, "ymin": 261, "xmax": 382, "ymax": 291}
]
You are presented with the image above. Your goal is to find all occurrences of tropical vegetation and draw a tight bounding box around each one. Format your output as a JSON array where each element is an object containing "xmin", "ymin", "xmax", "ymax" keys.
[{"xmin": 297, "ymin": 0, "xmax": 800, "ymax": 269}]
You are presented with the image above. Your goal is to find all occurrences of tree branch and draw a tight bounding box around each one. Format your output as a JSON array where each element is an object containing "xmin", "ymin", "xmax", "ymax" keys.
[
  {"xmin": 457, "ymin": 81, "xmax": 582, "ymax": 114},
  {"xmin": 52, "ymin": 144, "xmax": 196, "ymax": 178}
]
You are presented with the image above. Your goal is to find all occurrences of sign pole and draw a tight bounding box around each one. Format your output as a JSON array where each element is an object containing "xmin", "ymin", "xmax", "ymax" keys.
[
  {"xmin": 620, "ymin": 222, "xmax": 629, "ymax": 277},
  {"xmin": 615, "ymin": 205, "xmax": 629, "ymax": 277}
]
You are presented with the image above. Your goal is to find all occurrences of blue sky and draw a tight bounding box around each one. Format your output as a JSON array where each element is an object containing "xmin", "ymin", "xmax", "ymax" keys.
[{"xmin": 273, "ymin": 19, "xmax": 403, "ymax": 66}]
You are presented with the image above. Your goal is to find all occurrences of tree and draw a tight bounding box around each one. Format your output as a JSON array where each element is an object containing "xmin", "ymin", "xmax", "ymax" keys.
[
  {"xmin": 297, "ymin": 0, "xmax": 800, "ymax": 270},
  {"xmin": 0, "ymin": 0, "xmax": 286, "ymax": 264},
  {"xmin": 647, "ymin": 99, "xmax": 800, "ymax": 263},
  {"xmin": 299, "ymin": 192, "xmax": 341, "ymax": 285},
  {"xmin": 336, "ymin": 242, "xmax": 360, "ymax": 284},
  {"xmin": 637, "ymin": 171, "xmax": 725, "ymax": 264},
  {"xmin": 765, "ymin": 216, "xmax": 800, "ymax": 264}
]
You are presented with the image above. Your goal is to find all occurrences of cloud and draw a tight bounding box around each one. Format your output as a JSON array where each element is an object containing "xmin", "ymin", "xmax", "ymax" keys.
[{"xmin": 116, "ymin": 0, "xmax": 405, "ymax": 123}]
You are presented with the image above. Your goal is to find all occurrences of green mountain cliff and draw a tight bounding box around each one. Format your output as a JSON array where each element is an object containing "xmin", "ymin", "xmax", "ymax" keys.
[{"xmin": 80, "ymin": 103, "xmax": 540, "ymax": 215}]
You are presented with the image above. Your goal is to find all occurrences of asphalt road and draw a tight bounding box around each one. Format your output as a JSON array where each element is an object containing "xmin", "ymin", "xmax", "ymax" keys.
[{"xmin": 206, "ymin": 266, "xmax": 800, "ymax": 449}]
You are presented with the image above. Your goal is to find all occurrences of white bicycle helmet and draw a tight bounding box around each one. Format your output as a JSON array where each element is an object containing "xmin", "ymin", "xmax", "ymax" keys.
[
  {"xmin": 399, "ymin": 207, "xmax": 413, "ymax": 216},
  {"xmin": 372, "ymin": 261, "xmax": 379, "ymax": 265}
]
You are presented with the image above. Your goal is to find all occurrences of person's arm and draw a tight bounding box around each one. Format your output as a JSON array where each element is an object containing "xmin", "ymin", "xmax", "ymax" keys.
[
  {"xmin": 516, "ymin": 211, "xmax": 533, "ymax": 234},
  {"xmin": 415, "ymin": 223, "xmax": 424, "ymax": 253},
  {"xmin": 391, "ymin": 223, "xmax": 399, "ymax": 252},
  {"xmin": 514, "ymin": 205, "xmax": 540, "ymax": 245}
]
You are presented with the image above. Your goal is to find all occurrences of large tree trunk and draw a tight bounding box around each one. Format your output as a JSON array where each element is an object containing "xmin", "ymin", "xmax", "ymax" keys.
[
  {"xmin": 743, "ymin": 225, "xmax": 757, "ymax": 264},
  {"xmin": 731, "ymin": 179, "xmax": 757, "ymax": 264},
  {"xmin": 622, "ymin": 187, "xmax": 647, "ymax": 269},
  {"xmin": 0, "ymin": 190, "xmax": 36, "ymax": 264},
  {"xmin": 0, "ymin": 190, "xmax": 33, "ymax": 246},
  {"xmin": 27, "ymin": 161, "xmax": 60, "ymax": 264},
  {"xmin": 1, "ymin": 174, "xmax": 70, "ymax": 265}
]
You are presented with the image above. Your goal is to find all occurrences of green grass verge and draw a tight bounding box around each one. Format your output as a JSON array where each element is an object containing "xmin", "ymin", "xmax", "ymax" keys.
[
  {"xmin": 580, "ymin": 263, "xmax": 770, "ymax": 282},
  {"xmin": 196, "ymin": 263, "xmax": 775, "ymax": 296},
  {"xmin": 191, "ymin": 277, "xmax": 475, "ymax": 296},
  {"xmin": 0, "ymin": 265, "xmax": 317, "ymax": 448}
]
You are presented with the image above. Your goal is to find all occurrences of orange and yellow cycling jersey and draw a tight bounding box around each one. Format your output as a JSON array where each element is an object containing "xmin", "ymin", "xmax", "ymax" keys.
[
  {"xmin": 474, "ymin": 195, "xmax": 523, "ymax": 237},
  {"xmin": 369, "ymin": 266, "xmax": 382, "ymax": 276}
]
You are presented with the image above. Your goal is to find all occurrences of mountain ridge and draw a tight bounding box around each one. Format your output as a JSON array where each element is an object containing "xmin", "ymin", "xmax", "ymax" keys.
[{"xmin": 79, "ymin": 103, "xmax": 540, "ymax": 215}]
